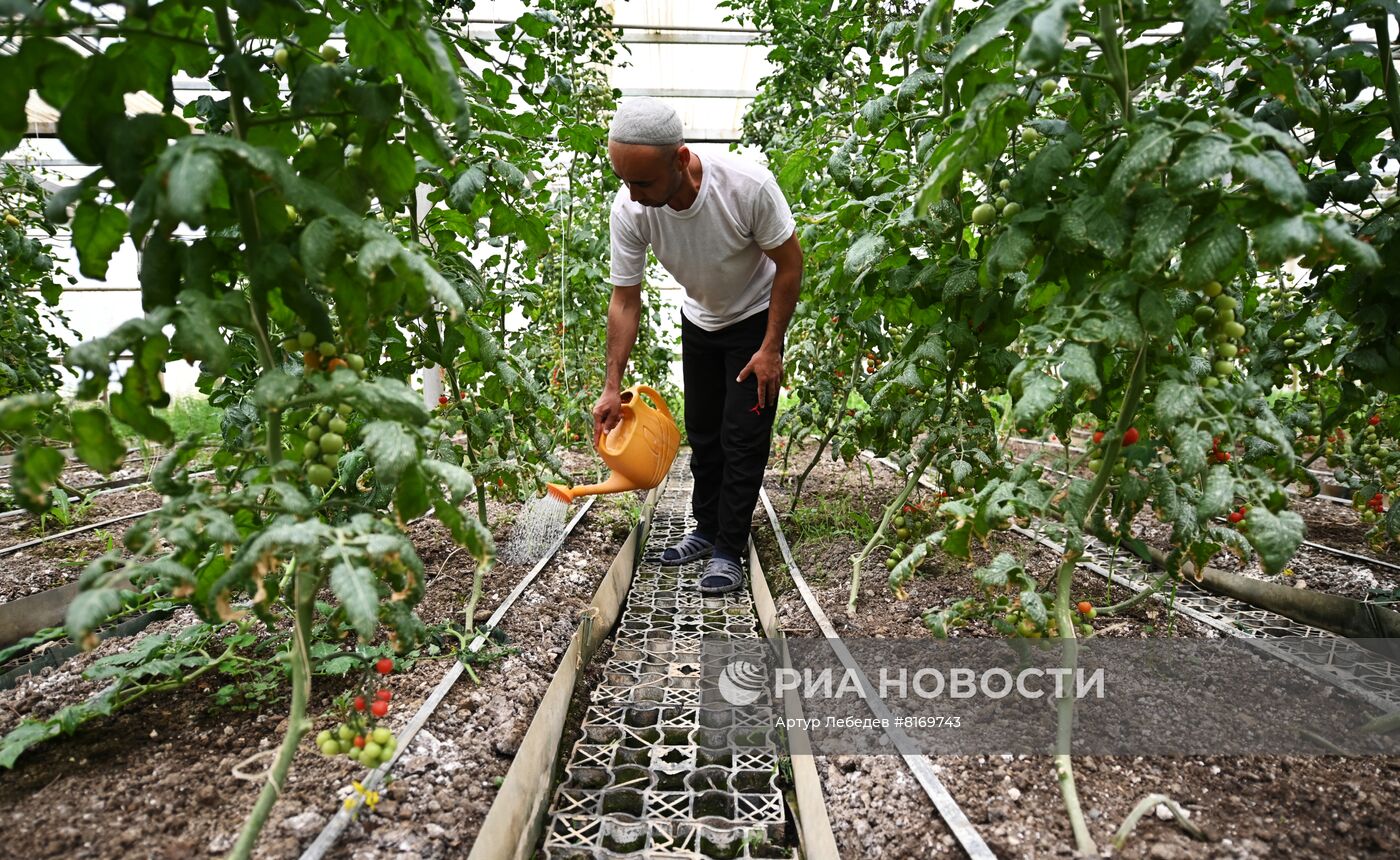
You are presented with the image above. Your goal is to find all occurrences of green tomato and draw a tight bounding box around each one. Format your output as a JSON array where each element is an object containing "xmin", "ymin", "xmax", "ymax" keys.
[
  {"xmin": 299, "ymin": 133, "xmax": 317, "ymax": 150},
  {"xmin": 320, "ymin": 44, "xmax": 339, "ymax": 62},
  {"xmin": 372, "ymin": 727, "xmax": 392, "ymax": 746},
  {"xmin": 999, "ymin": 178, "xmax": 1011, "ymax": 191},
  {"xmin": 307, "ymin": 464, "xmax": 334, "ymax": 487},
  {"xmin": 1213, "ymin": 360, "xmax": 1235, "ymax": 377},
  {"xmin": 1203, "ymin": 281, "xmax": 1223, "ymax": 298},
  {"xmin": 316, "ymin": 730, "xmax": 333, "ymax": 746},
  {"xmin": 1224, "ymin": 321, "xmax": 1247, "ymax": 339},
  {"xmin": 1079, "ymin": 623, "xmax": 1093, "ymax": 637},
  {"xmin": 308, "ymin": 425, "xmax": 324, "ymax": 442},
  {"xmin": 1193, "ymin": 305, "xmax": 1215, "ymax": 324},
  {"xmin": 1040, "ymin": 79, "xmax": 1057, "ymax": 97},
  {"xmin": 894, "ymin": 515, "xmax": 907, "ymax": 528},
  {"xmin": 347, "ymin": 747, "xmax": 362, "ymax": 761},
  {"xmin": 281, "ymin": 337, "xmax": 300, "ymax": 352},
  {"xmin": 320, "ymin": 432, "xmax": 344, "ymax": 454},
  {"xmin": 318, "ymin": 341, "xmax": 338, "ymax": 358},
  {"xmin": 1217, "ymin": 343, "xmax": 1239, "ymax": 359},
  {"xmin": 322, "ymin": 453, "xmax": 340, "ymax": 469},
  {"xmin": 338, "ymin": 403, "xmax": 354, "ymax": 416},
  {"xmin": 298, "ymin": 331, "xmax": 318, "ymax": 350},
  {"xmin": 317, "ymin": 410, "xmax": 332, "ymax": 427},
  {"xmin": 1215, "ymin": 308, "xmax": 1235, "ymax": 324},
  {"xmin": 1213, "ymin": 294, "xmax": 1238, "ymax": 312},
  {"xmin": 274, "ymin": 47, "xmax": 291, "ymax": 69},
  {"xmin": 329, "ymin": 416, "xmax": 349, "ymax": 435},
  {"xmin": 303, "ymin": 440, "xmax": 320, "ymax": 460},
  {"xmin": 337, "ymin": 723, "xmax": 355, "ymax": 741},
  {"xmin": 994, "ymin": 196, "xmax": 1007, "ymax": 210},
  {"xmin": 885, "ymin": 556, "xmax": 899, "ymax": 570},
  {"xmin": 1283, "ymin": 338, "xmax": 1297, "ymax": 348},
  {"xmin": 1087, "ymin": 458, "xmax": 1103, "ymax": 472},
  {"xmin": 1381, "ymin": 174, "xmax": 1396, "ymax": 188},
  {"xmin": 1022, "ymin": 126, "xmax": 1042, "ymax": 144},
  {"xmin": 971, "ymin": 203, "xmax": 997, "ymax": 225},
  {"xmin": 896, "ymin": 527, "xmax": 911, "ymax": 540},
  {"xmin": 362, "ymin": 741, "xmax": 383, "ymax": 761},
  {"xmin": 319, "ymin": 738, "xmax": 340, "ymax": 757},
  {"xmin": 1002, "ymin": 202, "xmax": 1023, "ymax": 218},
  {"xmin": 346, "ymin": 353, "xmax": 366, "ymax": 372}
]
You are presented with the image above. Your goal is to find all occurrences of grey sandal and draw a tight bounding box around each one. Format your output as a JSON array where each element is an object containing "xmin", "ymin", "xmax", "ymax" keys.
[
  {"xmin": 699, "ymin": 556, "xmax": 745, "ymax": 596},
  {"xmin": 662, "ymin": 532, "xmax": 714, "ymax": 565}
]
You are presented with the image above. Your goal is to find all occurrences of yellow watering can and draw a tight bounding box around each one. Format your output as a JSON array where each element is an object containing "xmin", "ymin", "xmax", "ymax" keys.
[{"xmin": 547, "ymin": 384, "xmax": 680, "ymax": 503}]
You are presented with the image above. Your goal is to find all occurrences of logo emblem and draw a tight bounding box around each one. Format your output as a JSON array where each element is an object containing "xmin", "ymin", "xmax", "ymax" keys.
[{"xmin": 718, "ymin": 659, "xmax": 768, "ymax": 706}]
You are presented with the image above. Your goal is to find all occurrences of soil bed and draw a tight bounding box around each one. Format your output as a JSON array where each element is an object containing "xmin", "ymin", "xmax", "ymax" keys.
[
  {"xmin": 0, "ymin": 489, "xmax": 163, "ymax": 602},
  {"xmin": 755, "ymin": 442, "xmax": 1400, "ymax": 859},
  {"xmin": 0, "ymin": 464, "xmax": 639, "ymax": 859}
]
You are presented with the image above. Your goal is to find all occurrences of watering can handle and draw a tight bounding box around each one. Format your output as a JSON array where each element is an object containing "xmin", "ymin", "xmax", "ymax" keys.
[{"xmin": 632, "ymin": 385, "xmax": 675, "ymax": 424}]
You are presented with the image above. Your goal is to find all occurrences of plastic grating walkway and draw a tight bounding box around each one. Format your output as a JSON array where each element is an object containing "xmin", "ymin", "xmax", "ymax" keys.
[{"xmin": 543, "ymin": 455, "xmax": 793, "ymax": 859}]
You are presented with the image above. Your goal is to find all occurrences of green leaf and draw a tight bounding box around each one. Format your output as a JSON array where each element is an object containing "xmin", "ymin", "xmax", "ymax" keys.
[
  {"xmin": 1020, "ymin": 0, "xmax": 1079, "ymax": 71},
  {"xmin": 1200, "ymin": 466, "xmax": 1234, "ymax": 519},
  {"xmin": 1180, "ymin": 216, "xmax": 1245, "ymax": 286},
  {"xmin": 1020, "ymin": 589, "xmax": 1048, "ymax": 626},
  {"xmin": 1131, "ymin": 197, "xmax": 1191, "ymax": 276},
  {"xmin": 71, "ymin": 202, "xmax": 129, "ymax": 279},
  {"xmin": 1013, "ymin": 372, "xmax": 1057, "ymax": 426},
  {"xmin": 0, "ymin": 720, "xmax": 61, "ymax": 769},
  {"xmin": 984, "ymin": 227, "xmax": 1034, "ymax": 283},
  {"xmin": 66, "ymin": 586, "xmax": 124, "ymax": 641},
  {"xmin": 1155, "ymin": 381, "xmax": 1200, "ymax": 426},
  {"xmin": 844, "ymin": 233, "xmax": 887, "ymax": 275},
  {"xmin": 253, "ymin": 369, "xmax": 300, "ymax": 409},
  {"xmin": 1058, "ymin": 344, "xmax": 1099, "ymax": 395},
  {"xmin": 361, "ymin": 420, "xmax": 416, "ymax": 483},
  {"xmin": 435, "ymin": 499, "xmax": 495, "ymax": 566},
  {"xmin": 70, "ymin": 409, "xmax": 127, "ymax": 474},
  {"xmin": 1109, "ymin": 125, "xmax": 1174, "ymax": 199},
  {"xmin": 331, "ymin": 561, "xmax": 379, "ymax": 641},
  {"xmin": 973, "ymin": 553, "xmax": 1022, "ymax": 588},
  {"xmin": 1169, "ymin": 0, "xmax": 1229, "ymax": 81},
  {"xmin": 1233, "ymin": 150, "xmax": 1306, "ymax": 210},
  {"xmin": 1243, "ymin": 507, "xmax": 1304, "ymax": 574},
  {"xmin": 946, "ymin": 0, "xmax": 1040, "ymax": 84},
  {"xmin": 1168, "ymin": 134, "xmax": 1232, "ymax": 192},
  {"xmin": 163, "ymin": 146, "xmax": 220, "ymax": 225},
  {"xmin": 421, "ymin": 459, "xmax": 475, "ymax": 505}
]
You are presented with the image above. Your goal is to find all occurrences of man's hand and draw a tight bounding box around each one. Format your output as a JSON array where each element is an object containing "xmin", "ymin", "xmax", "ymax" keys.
[
  {"xmin": 592, "ymin": 388, "xmax": 623, "ymax": 448},
  {"xmin": 737, "ymin": 346, "xmax": 784, "ymax": 409}
]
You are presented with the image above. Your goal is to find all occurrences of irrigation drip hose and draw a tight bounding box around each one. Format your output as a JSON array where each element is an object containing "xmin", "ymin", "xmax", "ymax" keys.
[
  {"xmin": 0, "ymin": 507, "xmax": 156, "ymax": 558},
  {"xmin": 744, "ymin": 530, "xmax": 842, "ymax": 859},
  {"xmin": 0, "ymin": 468, "xmax": 218, "ymax": 522},
  {"xmin": 758, "ymin": 486, "xmax": 997, "ymax": 860},
  {"xmin": 299, "ymin": 494, "xmax": 601, "ymax": 860}
]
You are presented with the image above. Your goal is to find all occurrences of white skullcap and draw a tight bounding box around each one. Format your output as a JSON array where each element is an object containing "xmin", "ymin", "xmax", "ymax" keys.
[{"xmin": 608, "ymin": 97, "xmax": 684, "ymax": 145}]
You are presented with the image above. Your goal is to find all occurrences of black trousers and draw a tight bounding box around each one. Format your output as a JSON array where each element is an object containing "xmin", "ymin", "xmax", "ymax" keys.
[{"xmin": 681, "ymin": 308, "xmax": 779, "ymax": 559}]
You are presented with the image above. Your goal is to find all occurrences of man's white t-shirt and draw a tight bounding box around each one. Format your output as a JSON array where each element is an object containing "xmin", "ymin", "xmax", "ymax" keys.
[{"xmin": 609, "ymin": 151, "xmax": 796, "ymax": 332}]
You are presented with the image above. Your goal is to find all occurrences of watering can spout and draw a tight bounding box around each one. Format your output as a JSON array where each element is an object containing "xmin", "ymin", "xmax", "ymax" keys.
[
  {"xmin": 544, "ymin": 384, "xmax": 680, "ymax": 504},
  {"xmin": 547, "ymin": 472, "xmax": 641, "ymax": 504}
]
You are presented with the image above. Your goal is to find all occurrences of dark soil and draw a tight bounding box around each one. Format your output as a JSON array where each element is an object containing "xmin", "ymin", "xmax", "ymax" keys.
[
  {"xmin": 0, "ymin": 473, "xmax": 639, "ymax": 859},
  {"xmin": 0, "ymin": 489, "xmax": 163, "ymax": 602},
  {"xmin": 755, "ymin": 442, "xmax": 1400, "ymax": 860}
]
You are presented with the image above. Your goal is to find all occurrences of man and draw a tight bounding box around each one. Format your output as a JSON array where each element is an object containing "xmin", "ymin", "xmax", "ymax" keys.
[{"xmin": 592, "ymin": 98, "xmax": 802, "ymax": 596}]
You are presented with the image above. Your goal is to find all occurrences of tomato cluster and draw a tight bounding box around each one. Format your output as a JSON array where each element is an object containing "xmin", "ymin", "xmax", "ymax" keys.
[
  {"xmin": 280, "ymin": 332, "xmax": 369, "ymax": 489},
  {"xmin": 885, "ymin": 503, "xmax": 932, "ymax": 572},
  {"xmin": 1192, "ymin": 281, "xmax": 1247, "ymax": 388},
  {"xmin": 1227, "ymin": 504, "xmax": 1248, "ymax": 525},
  {"xmin": 316, "ymin": 658, "xmax": 399, "ymax": 766}
]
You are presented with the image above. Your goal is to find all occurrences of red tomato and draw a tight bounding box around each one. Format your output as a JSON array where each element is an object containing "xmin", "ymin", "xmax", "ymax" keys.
[
  {"xmin": 375, "ymin": 657, "xmax": 393, "ymax": 675},
  {"xmin": 371, "ymin": 700, "xmax": 389, "ymax": 718},
  {"xmin": 376, "ymin": 689, "xmax": 392, "ymax": 702},
  {"xmin": 1092, "ymin": 431, "xmax": 1104, "ymax": 445},
  {"xmin": 1122, "ymin": 427, "xmax": 1139, "ymax": 446},
  {"xmin": 354, "ymin": 696, "xmax": 366, "ymax": 712}
]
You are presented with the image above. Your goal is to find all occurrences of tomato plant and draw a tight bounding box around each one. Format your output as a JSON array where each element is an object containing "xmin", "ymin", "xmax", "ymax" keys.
[
  {"xmin": 0, "ymin": 1, "xmax": 627, "ymax": 855},
  {"xmin": 728, "ymin": 0, "xmax": 1397, "ymax": 851}
]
